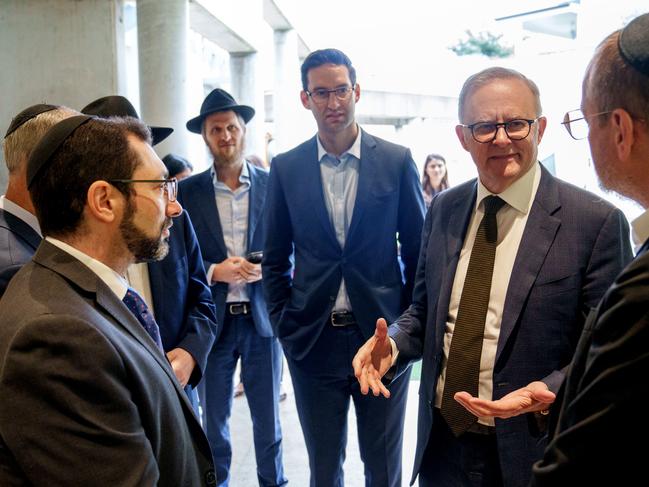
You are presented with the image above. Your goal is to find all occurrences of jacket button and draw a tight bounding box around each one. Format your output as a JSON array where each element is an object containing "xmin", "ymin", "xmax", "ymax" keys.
[{"xmin": 205, "ymin": 470, "xmax": 216, "ymax": 486}]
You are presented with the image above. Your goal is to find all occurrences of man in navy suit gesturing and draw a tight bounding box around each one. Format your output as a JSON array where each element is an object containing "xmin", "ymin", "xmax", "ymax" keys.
[
  {"xmin": 353, "ymin": 67, "xmax": 632, "ymax": 487},
  {"xmin": 263, "ymin": 48, "xmax": 425, "ymax": 487},
  {"xmin": 179, "ymin": 89, "xmax": 287, "ymax": 487}
]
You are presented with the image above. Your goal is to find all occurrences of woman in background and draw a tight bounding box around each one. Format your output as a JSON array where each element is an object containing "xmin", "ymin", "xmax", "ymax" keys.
[{"xmin": 421, "ymin": 153, "xmax": 449, "ymax": 208}]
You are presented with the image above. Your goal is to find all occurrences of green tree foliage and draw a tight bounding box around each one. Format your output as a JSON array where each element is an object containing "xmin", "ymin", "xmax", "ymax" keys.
[{"xmin": 450, "ymin": 30, "xmax": 514, "ymax": 58}]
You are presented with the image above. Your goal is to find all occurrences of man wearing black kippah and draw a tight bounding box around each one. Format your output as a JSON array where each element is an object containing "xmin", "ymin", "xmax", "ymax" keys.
[
  {"xmin": 0, "ymin": 116, "xmax": 216, "ymax": 486},
  {"xmin": 532, "ymin": 12, "xmax": 649, "ymax": 486},
  {"xmin": 0, "ymin": 103, "xmax": 77, "ymax": 296}
]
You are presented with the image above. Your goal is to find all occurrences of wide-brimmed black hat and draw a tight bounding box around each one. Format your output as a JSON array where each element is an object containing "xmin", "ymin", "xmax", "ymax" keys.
[
  {"xmin": 186, "ymin": 88, "xmax": 255, "ymax": 134},
  {"xmin": 81, "ymin": 95, "xmax": 173, "ymax": 145}
]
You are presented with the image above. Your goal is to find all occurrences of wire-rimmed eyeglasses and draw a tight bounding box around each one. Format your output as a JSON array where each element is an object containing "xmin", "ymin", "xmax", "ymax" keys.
[
  {"xmin": 562, "ymin": 108, "xmax": 647, "ymax": 140},
  {"xmin": 108, "ymin": 178, "xmax": 178, "ymax": 202},
  {"xmin": 561, "ymin": 109, "xmax": 612, "ymax": 140},
  {"xmin": 459, "ymin": 118, "xmax": 539, "ymax": 143},
  {"xmin": 305, "ymin": 85, "xmax": 355, "ymax": 105}
]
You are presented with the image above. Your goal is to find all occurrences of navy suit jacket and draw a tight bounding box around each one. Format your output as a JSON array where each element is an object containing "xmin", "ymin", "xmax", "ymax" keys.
[
  {"xmin": 0, "ymin": 208, "xmax": 41, "ymax": 297},
  {"xmin": 262, "ymin": 131, "xmax": 425, "ymax": 361},
  {"xmin": 147, "ymin": 210, "xmax": 217, "ymax": 387},
  {"xmin": 389, "ymin": 165, "xmax": 632, "ymax": 486},
  {"xmin": 178, "ymin": 163, "xmax": 272, "ymax": 340}
]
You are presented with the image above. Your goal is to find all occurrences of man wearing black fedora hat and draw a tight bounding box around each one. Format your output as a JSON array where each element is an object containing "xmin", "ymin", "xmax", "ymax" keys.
[
  {"xmin": 0, "ymin": 103, "xmax": 78, "ymax": 296},
  {"xmin": 179, "ymin": 88, "xmax": 287, "ymax": 487},
  {"xmin": 82, "ymin": 95, "xmax": 218, "ymax": 415}
]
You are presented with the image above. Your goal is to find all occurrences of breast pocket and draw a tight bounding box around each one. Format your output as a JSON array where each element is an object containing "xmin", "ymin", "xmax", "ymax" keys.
[{"xmin": 533, "ymin": 273, "xmax": 578, "ymax": 297}]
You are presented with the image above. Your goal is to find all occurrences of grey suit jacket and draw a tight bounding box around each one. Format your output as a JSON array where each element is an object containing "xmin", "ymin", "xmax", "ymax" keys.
[
  {"xmin": 390, "ymin": 165, "xmax": 632, "ymax": 487},
  {"xmin": 0, "ymin": 241, "xmax": 216, "ymax": 487},
  {"xmin": 0, "ymin": 208, "xmax": 40, "ymax": 297}
]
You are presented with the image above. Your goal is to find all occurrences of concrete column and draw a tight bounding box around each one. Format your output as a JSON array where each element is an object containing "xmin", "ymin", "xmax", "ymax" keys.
[
  {"xmin": 137, "ymin": 0, "xmax": 189, "ymax": 158},
  {"xmin": 0, "ymin": 0, "xmax": 126, "ymax": 192},
  {"xmin": 230, "ymin": 53, "xmax": 265, "ymax": 160},
  {"xmin": 272, "ymin": 29, "xmax": 308, "ymax": 154}
]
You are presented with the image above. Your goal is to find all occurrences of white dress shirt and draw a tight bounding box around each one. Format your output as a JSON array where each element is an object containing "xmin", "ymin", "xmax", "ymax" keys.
[
  {"xmin": 631, "ymin": 208, "xmax": 649, "ymax": 252},
  {"xmin": 46, "ymin": 237, "xmax": 128, "ymax": 300},
  {"xmin": 434, "ymin": 162, "xmax": 541, "ymax": 425}
]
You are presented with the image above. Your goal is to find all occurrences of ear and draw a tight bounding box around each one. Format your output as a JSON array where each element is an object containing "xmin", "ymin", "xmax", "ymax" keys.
[
  {"xmin": 535, "ymin": 116, "xmax": 548, "ymax": 145},
  {"xmin": 300, "ymin": 91, "xmax": 310, "ymax": 109},
  {"xmin": 86, "ymin": 180, "xmax": 122, "ymax": 224},
  {"xmin": 353, "ymin": 83, "xmax": 361, "ymax": 103},
  {"xmin": 455, "ymin": 125, "xmax": 470, "ymax": 151},
  {"xmin": 610, "ymin": 108, "xmax": 635, "ymax": 161}
]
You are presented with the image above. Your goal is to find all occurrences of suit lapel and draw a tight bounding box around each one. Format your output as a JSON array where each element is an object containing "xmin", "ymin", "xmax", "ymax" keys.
[
  {"xmin": 33, "ymin": 242, "xmax": 201, "ymax": 425},
  {"xmin": 436, "ymin": 184, "xmax": 477, "ymax": 333},
  {"xmin": 247, "ymin": 162, "xmax": 264, "ymax": 250},
  {"xmin": 346, "ymin": 132, "xmax": 377, "ymax": 243},
  {"xmin": 496, "ymin": 167, "xmax": 561, "ymax": 361},
  {"xmin": 194, "ymin": 170, "xmax": 228, "ymax": 257},
  {"xmin": 304, "ymin": 136, "xmax": 340, "ymax": 247}
]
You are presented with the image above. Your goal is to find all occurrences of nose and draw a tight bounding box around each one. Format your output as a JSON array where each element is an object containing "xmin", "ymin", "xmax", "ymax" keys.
[
  {"xmin": 326, "ymin": 92, "xmax": 341, "ymax": 109},
  {"xmin": 167, "ymin": 200, "xmax": 183, "ymax": 218},
  {"xmin": 493, "ymin": 125, "xmax": 511, "ymax": 145}
]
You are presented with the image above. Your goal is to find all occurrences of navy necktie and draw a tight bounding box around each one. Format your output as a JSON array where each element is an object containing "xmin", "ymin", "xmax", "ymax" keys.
[
  {"xmin": 441, "ymin": 195, "xmax": 506, "ymax": 436},
  {"xmin": 122, "ymin": 287, "xmax": 164, "ymax": 351}
]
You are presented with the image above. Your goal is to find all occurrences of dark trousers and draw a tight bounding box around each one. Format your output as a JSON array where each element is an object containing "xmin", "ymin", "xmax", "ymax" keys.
[
  {"xmin": 419, "ymin": 409, "xmax": 503, "ymax": 487},
  {"xmin": 286, "ymin": 322, "xmax": 410, "ymax": 487},
  {"xmin": 200, "ymin": 312, "xmax": 287, "ymax": 487}
]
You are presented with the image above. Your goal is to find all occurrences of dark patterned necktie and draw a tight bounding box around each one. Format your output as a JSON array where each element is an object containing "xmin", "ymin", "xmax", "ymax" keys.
[
  {"xmin": 122, "ymin": 287, "xmax": 164, "ymax": 351},
  {"xmin": 441, "ymin": 195, "xmax": 506, "ymax": 436}
]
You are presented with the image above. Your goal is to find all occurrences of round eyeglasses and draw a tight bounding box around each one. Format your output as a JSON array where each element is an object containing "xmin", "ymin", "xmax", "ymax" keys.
[{"xmin": 460, "ymin": 118, "xmax": 539, "ymax": 143}]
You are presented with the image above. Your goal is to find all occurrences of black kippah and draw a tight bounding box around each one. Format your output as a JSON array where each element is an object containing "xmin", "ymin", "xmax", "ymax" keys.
[
  {"xmin": 27, "ymin": 115, "xmax": 95, "ymax": 189},
  {"xmin": 619, "ymin": 13, "xmax": 649, "ymax": 76},
  {"xmin": 4, "ymin": 104, "xmax": 58, "ymax": 139}
]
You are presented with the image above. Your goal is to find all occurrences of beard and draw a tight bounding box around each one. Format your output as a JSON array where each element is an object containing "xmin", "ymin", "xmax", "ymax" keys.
[
  {"xmin": 208, "ymin": 140, "xmax": 245, "ymax": 168},
  {"xmin": 120, "ymin": 197, "xmax": 171, "ymax": 263}
]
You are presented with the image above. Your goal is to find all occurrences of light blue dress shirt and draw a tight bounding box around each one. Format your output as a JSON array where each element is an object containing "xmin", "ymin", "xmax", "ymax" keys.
[
  {"xmin": 212, "ymin": 162, "xmax": 251, "ymax": 303},
  {"xmin": 316, "ymin": 128, "xmax": 362, "ymax": 312}
]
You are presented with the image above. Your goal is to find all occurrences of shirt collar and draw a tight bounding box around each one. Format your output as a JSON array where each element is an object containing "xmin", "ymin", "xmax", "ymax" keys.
[
  {"xmin": 317, "ymin": 126, "xmax": 362, "ymax": 162},
  {"xmin": 475, "ymin": 161, "xmax": 540, "ymax": 214},
  {"xmin": 45, "ymin": 237, "xmax": 129, "ymax": 299},
  {"xmin": 0, "ymin": 195, "xmax": 41, "ymax": 236},
  {"xmin": 211, "ymin": 160, "xmax": 250, "ymax": 188},
  {"xmin": 631, "ymin": 208, "xmax": 649, "ymax": 248}
]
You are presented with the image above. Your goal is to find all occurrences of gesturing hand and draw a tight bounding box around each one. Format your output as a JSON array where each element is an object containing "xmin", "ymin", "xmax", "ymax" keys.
[
  {"xmin": 352, "ymin": 318, "xmax": 393, "ymax": 398},
  {"xmin": 453, "ymin": 381, "xmax": 556, "ymax": 419}
]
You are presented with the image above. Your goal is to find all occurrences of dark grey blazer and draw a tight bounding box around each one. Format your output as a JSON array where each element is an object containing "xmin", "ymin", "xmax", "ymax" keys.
[
  {"xmin": 390, "ymin": 165, "xmax": 632, "ymax": 487},
  {"xmin": 0, "ymin": 241, "xmax": 216, "ymax": 487},
  {"xmin": 0, "ymin": 208, "xmax": 40, "ymax": 297}
]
